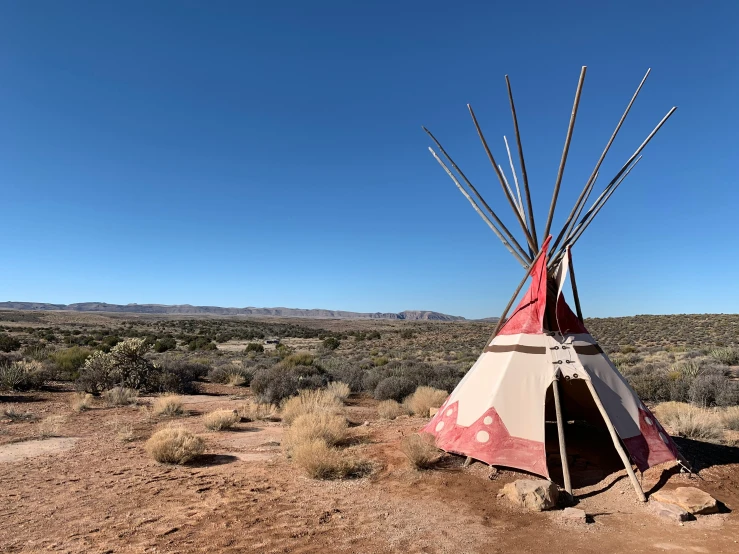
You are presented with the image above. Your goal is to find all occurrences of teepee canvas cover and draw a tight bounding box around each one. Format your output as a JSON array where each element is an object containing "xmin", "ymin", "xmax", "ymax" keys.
[{"xmin": 422, "ymin": 237, "xmax": 679, "ymax": 480}]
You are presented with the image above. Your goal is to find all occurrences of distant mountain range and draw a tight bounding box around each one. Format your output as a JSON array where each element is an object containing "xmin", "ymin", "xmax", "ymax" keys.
[{"xmin": 0, "ymin": 302, "xmax": 468, "ymax": 321}]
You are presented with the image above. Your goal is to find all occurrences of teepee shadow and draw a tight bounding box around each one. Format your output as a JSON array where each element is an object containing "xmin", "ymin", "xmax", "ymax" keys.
[{"xmin": 671, "ymin": 437, "xmax": 739, "ymax": 472}]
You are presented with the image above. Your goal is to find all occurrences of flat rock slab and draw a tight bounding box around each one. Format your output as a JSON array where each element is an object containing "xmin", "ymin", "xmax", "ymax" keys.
[
  {"xmin": 0, "ymin": 437, "xmax": 78, "ymax": 463},
  {"xmin": 651, "ymin": 500, "xmax": 693, "ymax": 523},
  {"xmin": 652, "ymin": 487, "xmax": 718, "ymax": 515},
  {"xmin": 561, "ymin": 507, "xmax": 588, "ymax": 523},
  {"xmin": 499, "ymin": 479, "xmax": 559, "ymax": 511}
]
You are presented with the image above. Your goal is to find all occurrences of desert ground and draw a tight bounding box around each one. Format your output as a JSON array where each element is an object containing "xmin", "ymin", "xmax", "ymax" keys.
[{"xmin": 1, "ymin": 311, "xmax": 738, "ymax": 553}]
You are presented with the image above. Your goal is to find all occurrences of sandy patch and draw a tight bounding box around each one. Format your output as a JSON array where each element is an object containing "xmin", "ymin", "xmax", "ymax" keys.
[{"xmin": 0, "ymin": 437, "xmax": 78, "ymax": 463}]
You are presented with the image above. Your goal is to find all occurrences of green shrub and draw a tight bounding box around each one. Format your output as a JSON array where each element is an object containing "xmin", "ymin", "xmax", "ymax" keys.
[
  {"xmin": 625, "ymin": 372, "xmax": 670, "ymax": 403},
  {"xmin": 281, "ymin": 352, "xmax": 315, "ymax": 368},
  {"xmin": 0, "ymin": 360, "xmax": 46, "ymax": 391},
  {"xmin": 0, "ymin": 333, "xmax": 21, "ymax": 352},
  {"xmin": 374, "ymin": 376, "xmax": 416, "ymax": 402},
  {"xmin": 207, "ymin": 364, "xmax": 252, "ymax": 386},
  {"xmin": 689, "ymin": 373, "xmax": 730, "ymax": 407},
  {"xmin": 187, "ymin": 337, "xmax": 217, "ymax": 351},
  {"xmin": 244, "ymin": 342, "xmax": 264, "ymax": 354},
  {"xmin": 251, "ymin": 362, "xmax": 328, "ymax": 404},
  {"xmin": 76, "ymin": 350, "xmax": 117, "ymax": 394},
  {"xmin": 708, "ymin": 347, "xmax": 739, "ymax": 366},
  {"xmin": 49, "ymin": 346, "xmax": 92, "ymax": 379},
  {"xmin": 322, "ymin": 337, "xmax": 340, "ymax": 351},
  {"xmin": 153, "ymin": 337, "xmax": 177, "ymax": 353}
]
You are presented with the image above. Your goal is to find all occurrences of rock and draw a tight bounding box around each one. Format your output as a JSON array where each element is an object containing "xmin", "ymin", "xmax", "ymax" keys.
[
  {"xmin": 651, "ymin": 500, "xmax": 693, "ymax": 522},
  {"xmin": 651, "ymin": 487, "xmax": 718, "ymax": 515},
  {"xmin": 561, "ymin": 507, "xmax": 587, "ymax": 523},
  {"xmin": 429, "ymin": 407, "xmax": 439, "ymax": 418},
  {"xmin": 499, "ymin": 479, "xmax": 559, "ymax": 511}
]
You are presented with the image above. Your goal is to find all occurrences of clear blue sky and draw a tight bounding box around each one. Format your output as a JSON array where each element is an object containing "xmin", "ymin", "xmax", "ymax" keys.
[{"xmin": 1, "ymin": 1, "xmax": 737, "ymax": 319}]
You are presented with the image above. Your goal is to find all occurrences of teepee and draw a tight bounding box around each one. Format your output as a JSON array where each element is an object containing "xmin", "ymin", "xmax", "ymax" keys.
[{"xmin": 422, "ymin": 67, "xmax": 680, "ymax": 501}]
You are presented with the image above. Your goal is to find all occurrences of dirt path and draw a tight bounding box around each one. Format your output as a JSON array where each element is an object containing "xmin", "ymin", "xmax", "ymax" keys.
[{"xmin": 0, "ymin": 390, "xmax": 737, "ymax": 553}]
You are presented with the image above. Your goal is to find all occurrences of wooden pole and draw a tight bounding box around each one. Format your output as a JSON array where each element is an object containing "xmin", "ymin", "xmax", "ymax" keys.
[
  {"xmin": 505, "ymin": 75, "xmax": 538, "ymax": 250},
  {"xmin": 486, "ymin": 240, "xmax": 549, "ymax": 344},
  {"xmin": 549, "ymin": 156, "xmax": 642, "ymax": 269},
  {"xmin": 584, "ymin": 379, "xmax": 646, "ymax": 502},
  {"xmin": 543, "ymin": 66, "xmax": 587, "ymax": 239},
  {"xmin": 550, "ymin": 69, "xmax": 651, "ymax": 254},
  {"xmin": 428, "ymin": 148, "xmax": 531, "ymax": 268},
  {"xmin": 552, "ymin": 378, "xmax": 572, "ymax": 495},
  {"xmin": 567, "ymin": 248, "xmax": 584, "ymax": 323},
  {"xmin": 424, "ymin": 129, "xmax": 533, "ymax": 265},
  {"xmin": 504, "ymin": 136, "xmax": 525, "ymax": 221},
  {"xmin": 467, "ymin": 105, "xmax": 538, "ymax": 253}
]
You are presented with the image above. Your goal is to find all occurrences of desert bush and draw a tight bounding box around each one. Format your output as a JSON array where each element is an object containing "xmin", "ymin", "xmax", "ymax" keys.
[
  {"xmin": 0, "ymin": 333, "xmax": 21, "ymax": 352},
  {"xmin": 326, "ymin": 381, "xmax": 351, "ymax": 403},
  {"xmin": 377, "ymin": 399, "xmax": 408, "ymax": 420},
  {"xmin": 203, "ymin": 409, "xmax": 239, "ymax": 431},
  {"xmin": 282, "ymin": 412, "xmax": 348, "ymax": 453},
  {"xmin": 244, "ymin": 342, "xmax": 265, "ymax": 354},
  {"xmin": 152, "ymin": 395, "xmax": 184, "ymax": 417},
  {"xmin": 207, "ymin": 363, "xmax": 251, "ymax": 386},
  {"xmin": 109, "ymin": 338, "xmax": 156, "ymax": 390},
  {"xmin": 399, "ymin": 329, "xmax": 414, "ymax": 340},
  {"xmin": 400, "ymin": 433, "xmax": 442, "ymax": 469},
  {"xmin": 102, "ymin": 386, "xmax": 139, "ymax": 407},
  {"xmin": 153, "ymin": 337, "xmax": 177, "ymax": 353},
  {"xmin": 0, "ymin": 359, "xmax": 46, "ymax": 391},
  {"xmin": 654, "ymin": 402, "xmax": 723, "ymax": 442},
  {"xmin": 49, "ymin": 346, "xmax": 91, "ymax": 379},
  {"xmin": 625, "ymin": 371, "xmax": 670, "ymax": 403},
  {"xmin": 716, "ymin": 381, "xmax": 739, "ymax": 407},
  {"xmin": 281, "ymin": 352, "xmax": 315, "ymax": 368},
  {"xmin": 70, "ymin": 392, "xmax": 93, "ymax": 412},
  {"xmin": 281, "ymin": 389, "xmax": 343, "ymax": 425},
  {"xmin": 77, "ymin": 350, "xmax": 117, "ymax": 394},
  {"xmin": 291, "ymin": 439, "xmax": 370, "ymax": 479},
  {"xmin": 374, "ymin": 376, "xmax": 416, "ymax": 402},
  {"xmin": 689, "ymin": 373, "xmax": 730, "ymax": 407},
  {"xmin": 145, "ymin": 427, "xmax": 205, "ymax": 464},
  {"xmin": 38, "ymin": 414, "xmax": 65, "ymax": 438},
  {"xmin": 403, "ymin": 386, "xmax": 448, "ymax": 417},
  {"xmin": 251, "ymin": 362, "xmax": 328, "ymax": 404},
  {"xmin": 322, "ymin": 337, "xmax": 340, "ymax": 351},
  {"xmin": 238, "ymin": 401, "xmax": 279, "ymax": 422},
  {"xmin": 708, "ymin": 347, "xmax": 739, "ymax": 366},
  {"xmin": 153, "ymin": 358, "xmax": 208, "ymax": 394}
]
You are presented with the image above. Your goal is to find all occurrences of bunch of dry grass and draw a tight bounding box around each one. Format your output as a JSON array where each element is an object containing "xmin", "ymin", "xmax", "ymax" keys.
[
  {"xmin": 203, "ymin": 409, "xmax": 239, "ymax": 431},
  {"xmin": 400, "ymin": 432, "xmax": 442, "ymax": 469},
  {"xmin": 281, "ymin": 389, "xmax": 342, "ymax": 425},
  {"xmin": 145, "ymin": 427, "xmax": 205, "ymax": 464},
  {"xmin": 326, "ymin": 381, "xmax": 351, "ymax": 403},
  {"xmin": 377, "ymin": 399, "xmax": 408, "ymax": 420},
  {"xmin": 282, "ymin": 412, "xmax": 348, "ymax": 453},
  {"xmin": 721, "ymin": 406, "xmax": 739, "ymax": 431},
  {"xmin": 238, "ymin": 401, "xmax": 279, "ymax": 422},
  {"xmin": 2, "ymin": 405, "xmax": 36, "ymax": 422},
  {"xmin": 292, "ymin": 439, "xmax": 370, "ymax": 479},
  {"xmin": 102, "ymin": 387, "xmax": 138, "ymax": 407},
  {"xmin": 38, "ymin": 415, "xmax": 66, "ymax": 438},
  {"xmin": 152, "ymin": 395, "xmax": 184, "ymax": 417},
  {"xmin": 654, "ymin": 402, "xmax": 724, "ymax": 442},
  {"xmin": 107, "ymin": 419, "xmax": 136, "ymax": 442},
  {"xmin": 403, "ymin": 386, "xmax": 448, "ymax": 417},
  {"xmin": 226, "ymin": 373, "xmax": 247, "ymax": 387},
  {"xmin": 70, "ymin": 392, "xmax": 93, "ymax": 412}
]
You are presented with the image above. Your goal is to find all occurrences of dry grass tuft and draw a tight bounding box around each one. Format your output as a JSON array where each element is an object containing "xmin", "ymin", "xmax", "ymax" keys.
[
  {"xmin": 403, "ymin": 386, "xmax": 448, "ymax": 417},
  {"xmin": 326, "ymin": 381, "xmax": 351, "ymax": 403},
  {"xmin": 38, "ymin": 414, "xmax": 66, "ymax": 438},
  {"xmin": 238, "ymin": 401, "xmax": 279, "ymax": 422},
  {"xmin": 400, "ymin": 432, "xmax": 442, "ymax": 469},
  {"xmin": 145, "ymin": 427, "xmax": 205, "ymax": 464},
  {"xmin": 654, "ymin": 402, "xmax": 724, "ymax": 442},
  {"xmin": 70, "ymin": 392, "xmax": 93, "ymax": 412},
  {"xmin": 377, "ymin": 399, "xmax": 408, "ymax": 420},
  {"xmin": 721, "ymin": 406, "xmax": 739, "ymax": 431},
  {"xmin": 203, "ymin": 409, "xmax": 240, "ymax": 431},
  {"xmin": 282, "ymin": 412, "xmax": 348, "ymax": 453},
  {"xmin": 2, "ymin": 405, "xmax": 37, "ymax": 422},
  {"xmin": 152, "ymin": 395, "xmax": 184, "ymax": 417},
  {"xmin": 292, "ymin": 439, "xmax": 371, "ymax": 480},
  {"xmin": 226, "ymin": 373, "xmax": 247, "ymax": 387},
  {"xmin": 281, "ymin": 389, "xmax": 343, "ymax": 425},
  {"xmin": 107, "ymin": 419, "xmax": 136, "ymax": 442},
  {"xmin": 102, "ymin": 387, "xmax": 139, "ymax": 407}
]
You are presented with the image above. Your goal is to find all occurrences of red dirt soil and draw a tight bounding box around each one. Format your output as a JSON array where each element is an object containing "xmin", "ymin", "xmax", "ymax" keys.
[{"xmin": 1, "ymin": 386, "xmax": 738, "ymax": 554}]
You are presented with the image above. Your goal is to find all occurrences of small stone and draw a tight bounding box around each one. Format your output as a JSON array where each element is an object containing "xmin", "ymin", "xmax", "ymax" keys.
[
  {"xmin": 429, "ymin": 407, "xmax": 439, "ymax": 417},
  {"xmin": 652, "ymin": 487, "xmax": 718, "ymax": 515},
  {"xmin": 561, "ymin": 507, "xmax": 587, "ymax": 523},
  {"xmin": 651, "ymin": 500, "xmax": 693, "ymax": 522},
  {"xmin": 500, "ymin": 479, "xmax": 559, "ymax": 511}
]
